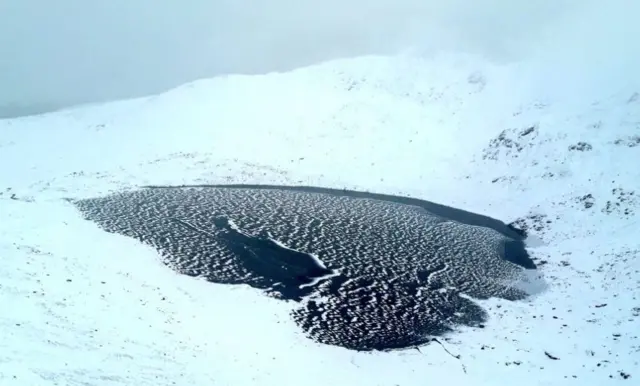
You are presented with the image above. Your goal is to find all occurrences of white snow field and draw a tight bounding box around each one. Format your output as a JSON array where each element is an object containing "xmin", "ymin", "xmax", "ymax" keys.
[{"xmin": 1, "ymin": 3, "xmax": 640, "ymax": 386}]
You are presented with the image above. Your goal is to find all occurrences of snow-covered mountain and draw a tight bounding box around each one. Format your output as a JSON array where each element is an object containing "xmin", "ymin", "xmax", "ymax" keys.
[
  {"xmin": 1, "ymin": 51, "xmax": 638, "ymax": 385},
  {"xmin": 2, "ymin": 0, "xmax": 640, "ymax": 381}
]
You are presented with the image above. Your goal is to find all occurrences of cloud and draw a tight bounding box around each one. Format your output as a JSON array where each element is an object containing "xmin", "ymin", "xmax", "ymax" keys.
[{"xmin": 0, "ymin": 0, "xmax": 635, "ymax": 117}]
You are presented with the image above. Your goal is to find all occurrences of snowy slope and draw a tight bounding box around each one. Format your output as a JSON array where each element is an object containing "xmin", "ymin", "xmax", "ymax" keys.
[{"xmin": 1, "ymin": 52, "xmax": 639, "ymax": 385}]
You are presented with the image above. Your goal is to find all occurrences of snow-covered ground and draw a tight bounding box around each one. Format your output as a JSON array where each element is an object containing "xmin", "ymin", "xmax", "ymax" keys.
[{"xmin": 1, "ymin": 32, "xmax": 639, "ymax": 386}]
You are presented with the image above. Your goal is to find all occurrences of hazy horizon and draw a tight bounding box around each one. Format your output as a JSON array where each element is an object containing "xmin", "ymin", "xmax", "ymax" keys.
[{"xmin": 0, "ymin": 0, "xmax": 636, "ymax": 118}]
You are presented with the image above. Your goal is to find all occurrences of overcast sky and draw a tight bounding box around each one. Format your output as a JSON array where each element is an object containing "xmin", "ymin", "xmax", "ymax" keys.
[{"xmin": 0, "ymin": 0, "xmax": 634, "ymax": 118}]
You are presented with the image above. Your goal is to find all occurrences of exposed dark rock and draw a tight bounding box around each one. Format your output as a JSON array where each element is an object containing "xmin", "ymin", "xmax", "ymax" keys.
[
  {"xmin": 614, "ymin": 135, "xmax": 640, "ymax": 147},
  {"xmin": 568, "ymin": 142, "xmax": 593, "ymax": 151},
  {"xmin": 520, "ymin": 126, "xmax": 536, "ymax": 137},
  {"xmin": 509, "ymin": 214, "xmax": 548, "ymax": 236},
  {"xmin": 482, "ymin": 127, "xmax": 539, "ymax": 160},
  {"xmin": 576, "ymin": 193, "xmax": 596, "ymax": 209},
  {"xmin": 602, "ymin": 188, "xmax": 637, "ymax": 217},
  {"xmin": 545, "ymin": 351, "xmax": 560, "ymax": 360}
]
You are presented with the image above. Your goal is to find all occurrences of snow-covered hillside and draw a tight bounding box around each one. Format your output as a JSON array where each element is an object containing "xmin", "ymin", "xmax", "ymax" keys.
[{"xmin": 1, "ymin": 50, "xmax": 639, "ymax": 385}]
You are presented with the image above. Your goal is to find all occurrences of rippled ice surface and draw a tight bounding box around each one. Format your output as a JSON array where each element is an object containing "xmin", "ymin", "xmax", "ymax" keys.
[{"xmin": 72, "ymin": 185, "xmax": 541, "ymax": 351}]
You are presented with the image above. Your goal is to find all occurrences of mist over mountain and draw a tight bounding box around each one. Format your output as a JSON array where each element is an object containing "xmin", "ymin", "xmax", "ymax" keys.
[{"xmin": 1, "ymin": 0, "xmax": 636, "ymax": 118}]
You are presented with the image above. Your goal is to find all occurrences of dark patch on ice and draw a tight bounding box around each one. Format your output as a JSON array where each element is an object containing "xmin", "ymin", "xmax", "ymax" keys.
[
  {"xmin": 202, "ymin": 216, "xmax": 336, "ymax": 301},
  {"xmin": 70, "ymin": 184, "xmax": 542, "ymax": 351}
]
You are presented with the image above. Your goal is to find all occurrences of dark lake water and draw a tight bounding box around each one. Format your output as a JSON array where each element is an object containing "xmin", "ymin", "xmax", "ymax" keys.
[{"xmin": 71, "ymin": 184, "xmax": 541, "ymax": 351}]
